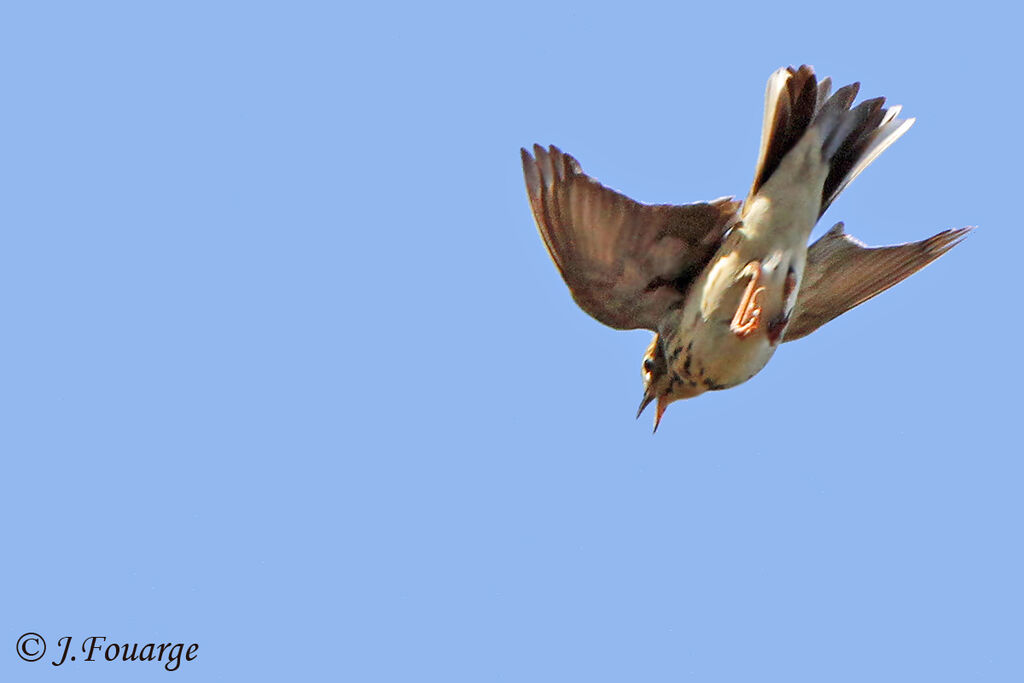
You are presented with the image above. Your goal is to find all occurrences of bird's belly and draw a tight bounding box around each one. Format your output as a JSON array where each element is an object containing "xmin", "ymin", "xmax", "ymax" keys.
[
  {"xmin": 667, "ymin": 228, "xmax": 805, "ymax": 393},
  {"xmin": 682, "ymin": 321, "xmax": 778, "ymax": 390},
  {"xmin": 669, "ymin": 262, "xmax": 796, "ymax": 391}
]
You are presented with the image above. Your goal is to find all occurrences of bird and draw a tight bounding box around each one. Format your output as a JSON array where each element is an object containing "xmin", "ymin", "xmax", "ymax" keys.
[{"xmin": 520, "ymin": 65, "xmax": 972, "ymax": 431}]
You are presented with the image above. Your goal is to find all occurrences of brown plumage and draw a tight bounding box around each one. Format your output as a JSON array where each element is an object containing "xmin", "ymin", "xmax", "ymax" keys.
[
  {"xmin": 784, "ymin": 223, "xmax": 973, "ymax": 341},
  {"xmin": 520, "ymin": 64, "xmax": 972, "ymax": 429},
  {"xmin": 521, "ymin": 144, "xmax": 739, "ymax": 330}
]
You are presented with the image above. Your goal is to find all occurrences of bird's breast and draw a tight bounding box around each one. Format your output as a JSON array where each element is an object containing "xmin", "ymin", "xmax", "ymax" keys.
[{"xmin": 668, "ymin": 243, "xmax": 806, "ymax": 391}]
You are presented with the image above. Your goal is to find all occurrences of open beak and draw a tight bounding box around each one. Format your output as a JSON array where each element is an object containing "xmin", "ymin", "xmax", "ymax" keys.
[
  {"xmin": 636, "ymin": 394, "xmax": 669, "ymax": 433},
  {"xmin": 652, "ymin": 397, "xmax": 667, "ymax": 433},
  {"xmin": 636, "ymin": 393, "xmax": 655, "ymax": 419}
]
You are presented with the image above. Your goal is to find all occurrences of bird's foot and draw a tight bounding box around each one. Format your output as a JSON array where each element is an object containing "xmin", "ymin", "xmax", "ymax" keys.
[{"xmin": 730, "ymin": 261, "xmax": 765, "ymax": 339}]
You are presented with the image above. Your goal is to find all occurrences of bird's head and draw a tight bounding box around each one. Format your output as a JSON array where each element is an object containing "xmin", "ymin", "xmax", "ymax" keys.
[{"xmin": 636, "ymin": 334, "xmax": 703, "ymax": 432}]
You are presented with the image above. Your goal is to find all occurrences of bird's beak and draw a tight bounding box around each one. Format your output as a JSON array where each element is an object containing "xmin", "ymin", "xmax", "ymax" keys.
[
  {"xmin": 652, "ymin": 396, "xmax": 668, "ymax": 433},
  {"xmin": 636, "ymin": 393, "xmax": 655, "ymax": 419},
  {"xmin": 636, "ymin": 393, "xmax": 669, "ymax": 432}
]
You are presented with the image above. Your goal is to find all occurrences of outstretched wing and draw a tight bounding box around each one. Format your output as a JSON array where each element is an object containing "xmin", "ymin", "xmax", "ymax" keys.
[
  {"xmin": 784, "ymin": 222, "xmax": 973, "ymax": 342},
  {"xmin": 522, "ymin": 144, "xmax": 740, "ymax": 330}
]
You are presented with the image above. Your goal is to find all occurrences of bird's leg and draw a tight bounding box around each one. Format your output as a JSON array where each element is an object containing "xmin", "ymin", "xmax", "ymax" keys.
[
  {"xmin": 730, "ymin": 261, "xmax": 765, "ymax": 339},
  {"xmin": 766, "ymin": 267, "xmax": 798, "ymax": 345}
]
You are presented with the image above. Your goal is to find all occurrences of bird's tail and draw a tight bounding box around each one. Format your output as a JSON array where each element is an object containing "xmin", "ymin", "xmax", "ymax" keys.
[{"xmin": 747, "ymin": 65, "xmax": 914, "ymax": 216}]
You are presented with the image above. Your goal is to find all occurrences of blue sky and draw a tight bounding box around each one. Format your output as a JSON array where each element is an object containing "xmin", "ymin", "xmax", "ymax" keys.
[{"xmin": 3, "ymin": 2, "xmax": 1021, "ymax": 681}]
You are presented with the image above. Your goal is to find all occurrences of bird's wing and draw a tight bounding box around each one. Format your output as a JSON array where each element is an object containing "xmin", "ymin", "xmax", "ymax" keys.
[
  {"xmin": 522, "ymin": 144, "xmax": 740, "ymax": 331},
  {"xmin": 784, "ymin": 222, "xmax": 973, "ymax": 342}
]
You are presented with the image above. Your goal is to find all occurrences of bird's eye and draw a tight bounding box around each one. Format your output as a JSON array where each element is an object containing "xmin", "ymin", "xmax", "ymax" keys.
[{"xmin": 643, "ymin": 358, "xmax": 655, "ymax": 373}]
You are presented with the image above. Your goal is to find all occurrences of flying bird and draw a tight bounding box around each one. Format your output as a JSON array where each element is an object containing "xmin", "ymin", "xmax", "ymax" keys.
[{"xmin": 521, "ymin": 65, "xmax": 971, "ymax": 431}]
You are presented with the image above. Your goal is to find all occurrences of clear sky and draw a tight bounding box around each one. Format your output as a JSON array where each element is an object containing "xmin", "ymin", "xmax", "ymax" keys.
[{"xmin": 3, "ymin": 2, "xmax": 1021, "ymax": 681}]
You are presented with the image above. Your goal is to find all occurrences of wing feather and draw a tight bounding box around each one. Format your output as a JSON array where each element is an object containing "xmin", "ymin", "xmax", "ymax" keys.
[
  {"xmin": 522, "ymin": 145, "xmax": 740, "ymax": 330},
  {"xmin": 784, "ymin": 223, "xmax": 973, "ymax": 341}
]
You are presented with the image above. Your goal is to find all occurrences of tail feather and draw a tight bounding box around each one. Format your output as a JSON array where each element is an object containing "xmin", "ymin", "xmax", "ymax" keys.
[
  {"xmin": 814, "ymin": 77, "xmax": 833, "ymax": 111},
  {"xmin": 750, "ymin": 65, "xmax": 819, "ymax": 198},
  {"xmin": 820, "ymin": 108, "xmax": 914, "ymax": 215},
  {"xmin": 748, "ymin": 65, "xmax": 913, "ymax": 217}
]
